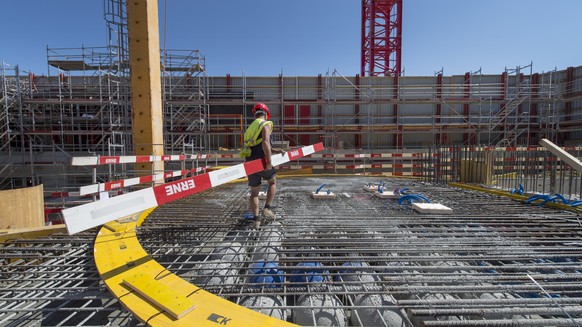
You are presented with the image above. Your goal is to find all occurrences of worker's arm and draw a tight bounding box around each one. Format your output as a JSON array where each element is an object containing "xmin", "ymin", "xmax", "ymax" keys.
[{"xmin": 261, "ymin": 123, "xmax": 273, "ymax": 170}]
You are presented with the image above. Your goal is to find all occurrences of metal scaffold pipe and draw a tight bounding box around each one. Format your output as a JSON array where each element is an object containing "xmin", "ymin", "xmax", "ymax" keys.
[
  {"xmin": 398, "ymin": 298, "xmax": 582, "ymax": 306},
  {"xmin": 411, "ymin": 306, "xmax": 582, "ymax": 317},
  {"xmin": 422, "ymin": 318, "xmax": 582, "ymax": 327}
]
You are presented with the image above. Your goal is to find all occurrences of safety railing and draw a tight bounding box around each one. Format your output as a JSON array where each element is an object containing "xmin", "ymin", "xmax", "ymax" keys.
[
  {"xmin": 207, "ymin": 147, "xmax": 459, "ymax": 183},
  {"xmin": 70, "ymin": 153, "xmax": 210, "ymax": 200}
]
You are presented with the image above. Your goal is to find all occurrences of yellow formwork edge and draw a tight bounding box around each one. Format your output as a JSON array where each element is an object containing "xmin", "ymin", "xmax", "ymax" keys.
[
  {"xmin": 136, "ymin": 207, "xmax": 156, "ymax": 226},
  {"xmin": 94, "ymin": 209, "xmax": 298, "ymax": 327},
  {"xmin": 449, "ymin": 182, "xmax": 528, "ymax": 201},
  {"xmin": 449, "ymin": 182, "xmax": 582, "ymax": 214}
]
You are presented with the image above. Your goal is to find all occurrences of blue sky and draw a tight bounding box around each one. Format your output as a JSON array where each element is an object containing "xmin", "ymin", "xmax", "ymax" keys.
[{"xmin": 1, "ymin": 0, "xmax": 580, "ymax": 76}]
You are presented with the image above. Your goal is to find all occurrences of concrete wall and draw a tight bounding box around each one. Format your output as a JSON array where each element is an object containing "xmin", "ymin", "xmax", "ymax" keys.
[{"xmin": 0, "ymin": 184, "xmax": 44, "ymax": 229}]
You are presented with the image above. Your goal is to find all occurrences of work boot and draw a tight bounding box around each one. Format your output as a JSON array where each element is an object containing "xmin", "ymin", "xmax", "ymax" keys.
[
  {"xmin": 252, "ymin": 219, "xmax": 261, "ymax": 230},
  {"xmin": 262, "ymin": 208, "xmax": 276, "ymax": 220}
]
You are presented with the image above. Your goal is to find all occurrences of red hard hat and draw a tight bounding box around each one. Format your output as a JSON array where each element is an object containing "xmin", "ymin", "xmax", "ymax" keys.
[{"xmin": 252, "ymin": 102, "xmax": 270, "ymax": 120}]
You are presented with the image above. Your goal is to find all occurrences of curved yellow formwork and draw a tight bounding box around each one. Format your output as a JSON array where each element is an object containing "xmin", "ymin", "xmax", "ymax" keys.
[
  {"xmin": 449, "ymin": 182, "xmax": 582, "ymax": 213},
  {"xmin": 94, "ymin": 208, "xmax": 297, "ymax": 327}
]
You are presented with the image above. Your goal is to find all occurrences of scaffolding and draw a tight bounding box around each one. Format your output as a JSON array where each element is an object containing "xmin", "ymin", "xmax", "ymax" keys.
[
  {"xmin": 488, "ymin": 63, "xmax": 533, "ymax": 147},
  {"xmin": 0, "ymin": 0, "xmax": 581, "ymax": 194},
  {"xmin": 39, "ymin": 52, "xmax": 208, "ymax": 155},
  {"xmin": 201, "ymin": 68, "xmax": 577, "ymax": 150},
  {"xmin": 162, "ymin": 49, "xmax": 209, "ymax": 152},
  {"xmin": 0, "ymin": 62, "xmax": 16, "ymax": 189},
  {"xmin": 1, "ymin": 64, "xmax": 581, "ymax": 191}
]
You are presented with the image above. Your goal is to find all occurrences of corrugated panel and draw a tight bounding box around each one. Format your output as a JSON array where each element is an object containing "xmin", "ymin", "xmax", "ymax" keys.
[
  {"xmin": 398, "ymin": 77, "xmax": 435, "ymax": 100},
  {"xmin": 369, "ymin": 77, "xmax": 397, "ymax": 101},
  {"xmin": 335, "ymin": 85, "xmax": 357, "ymax": 101},
  {"xmin": 446, "ymin": 133, "xmax": 465, "ymax": 145},
  {"xmin": 363, "ymin": 132, "xmax": 395, "ymax": 148},
  {"xmin": 281, "ymin": 77, "xmax": 319, "ymax": 100},
  {"xmin": 400, "ymin": 103, "xmax": 434, "ymax": 115},
  {"xmin": 472, "ymin": 75, "xmax": 504, "ymax": 98},
  {"xmin": 467, "ymin": 103, "xmax": 498, "ymax": 117},
  {"xmin": 402, "ymin": 132, "xmax": 436, "ymax": 146},
  {"xmin": 244, "ymin": 77, "xmax": 279, "ymax": 100},
  {"xmin": 552, "ymin": 69, "xmax": 568, "ymax": 83},
  {"xmin": 331, "ymin": 104, "xmax": 358, "ymax": 124},
  {"xmin": 296, "ymin": 76, "xmax": 320, "ymax": 86},
  {"xmin": 404, "ymin": 76, "xmax": 436, "ymax": 86},
  {"xmin": 568, "ymin": 130, "xmax": 582, "ymax": 141}
]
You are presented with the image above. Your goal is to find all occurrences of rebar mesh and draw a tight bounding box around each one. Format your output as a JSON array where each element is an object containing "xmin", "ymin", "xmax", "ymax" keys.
[
  {"xmin": 138, "ymin": 176, "xmax": 582, "ymax": 326},
  {"xmin": 0, "ymin": 232, "xmax": 136, "ymax": 326},
  {"xmin": 1, "ymin": 176, "xmax": 581, "ymax": 326}
]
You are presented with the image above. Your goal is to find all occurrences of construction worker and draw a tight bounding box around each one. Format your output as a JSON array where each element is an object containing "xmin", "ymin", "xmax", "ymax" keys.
[{"xmin": 241, "ymin": 103, "xmax": 281, "ymax": 229}]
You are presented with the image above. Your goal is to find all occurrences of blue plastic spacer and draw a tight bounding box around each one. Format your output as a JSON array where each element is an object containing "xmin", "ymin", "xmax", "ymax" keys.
[
  {"xmin": 526, "ymin": 194, "xmax": 548, "ymax": 204},
  {"xmin": 553, "ymin": 194, "xmax": 569, "ymax": 204},
  {"xmin": 398, "ymin": 194, "xmax": 431, "ymax": 205}
]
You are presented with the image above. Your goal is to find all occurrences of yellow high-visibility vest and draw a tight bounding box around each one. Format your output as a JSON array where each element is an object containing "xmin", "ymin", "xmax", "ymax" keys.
[
  {"xmin": 239, "ymin": 118, "xmax": 273, "ymax": 158},
  {"xmin": 243, "ymin": 118, "xmax": 273, "ymax": 148}
]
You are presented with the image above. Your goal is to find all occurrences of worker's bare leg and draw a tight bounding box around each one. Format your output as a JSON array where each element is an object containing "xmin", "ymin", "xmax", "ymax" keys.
[
  {"xmin": 249, "ymin": 186, "xmax": 260, "ymax": 217},
  {"xmin": 263, "ymin": 177, "xmax": 276, "ymax": 220}
]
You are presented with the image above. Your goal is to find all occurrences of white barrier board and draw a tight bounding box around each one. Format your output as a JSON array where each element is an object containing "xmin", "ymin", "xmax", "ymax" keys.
[{"xmin": 63, "ymin": 143, "xmax": 324, "ymax": 234}]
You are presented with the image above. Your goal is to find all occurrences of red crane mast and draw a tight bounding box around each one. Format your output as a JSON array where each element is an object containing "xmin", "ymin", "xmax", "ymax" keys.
[{"xmin": 361, "ymin": 0, "xmax": 403, "ymax": 76}]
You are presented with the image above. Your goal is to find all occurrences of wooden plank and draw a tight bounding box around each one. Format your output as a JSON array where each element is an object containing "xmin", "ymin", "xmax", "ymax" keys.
[
  {"xmin": 540, "ymin": 138, "xmax": 582, "ymax": 173},
  {"xmin": 412, "ymin": 203, "xmax": 453, "ymax": 214},
  {"xmin": 311, "ymin": 192, "xmax": 337, "ymax": 199},
  {"xmin": 363, "ymin": 185, "xmax": 379, "ymax": 192},
  {"xmin": 104, "ymin": 221, "xmax": 128, "ymax": 232},
  {"xmin": 124, "ymin": 273, "xmax": 196, "ymax": 319},
  {"xmin": 0, "ymin": 185, "xmax": 44, "ymax": 229},
  {"xmin": 373, "ymin": 192, "xmax": 401, "ymax": 199}
]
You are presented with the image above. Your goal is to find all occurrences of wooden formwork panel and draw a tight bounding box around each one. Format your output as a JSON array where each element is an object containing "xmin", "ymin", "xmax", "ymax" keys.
[{"xmin": 0, "ymin": 184, "xmax": 44, "ymax": 229}]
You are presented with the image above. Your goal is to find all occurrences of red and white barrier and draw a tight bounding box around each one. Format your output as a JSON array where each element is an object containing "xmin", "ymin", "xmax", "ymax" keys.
[
  {"xmin": 71, "ymin": 154, "xmax": 209, "ymax": 166},
  {"xmin": 79, "ymin": 167, "xmax": 207, "ymax": 196},
  {"xmin": 63, "ymin": 143, "xmax": 324, "ymax": 234},
  {"xmin": 51, "ymin": 191, "xmax": 81, "ymax": 198},
  {"xmin": 210, "ymin": 152, "xmax": 424, "ymax": 160},
  {"xmin": 308, "ymin": 152, "xmax": 427, "ymax": 159}
]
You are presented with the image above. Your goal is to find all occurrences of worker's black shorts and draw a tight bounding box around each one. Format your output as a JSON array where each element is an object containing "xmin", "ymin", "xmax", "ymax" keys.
[{"xmin": 248, "ymin": 168, "xmax": 276, "ymax": 187}]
